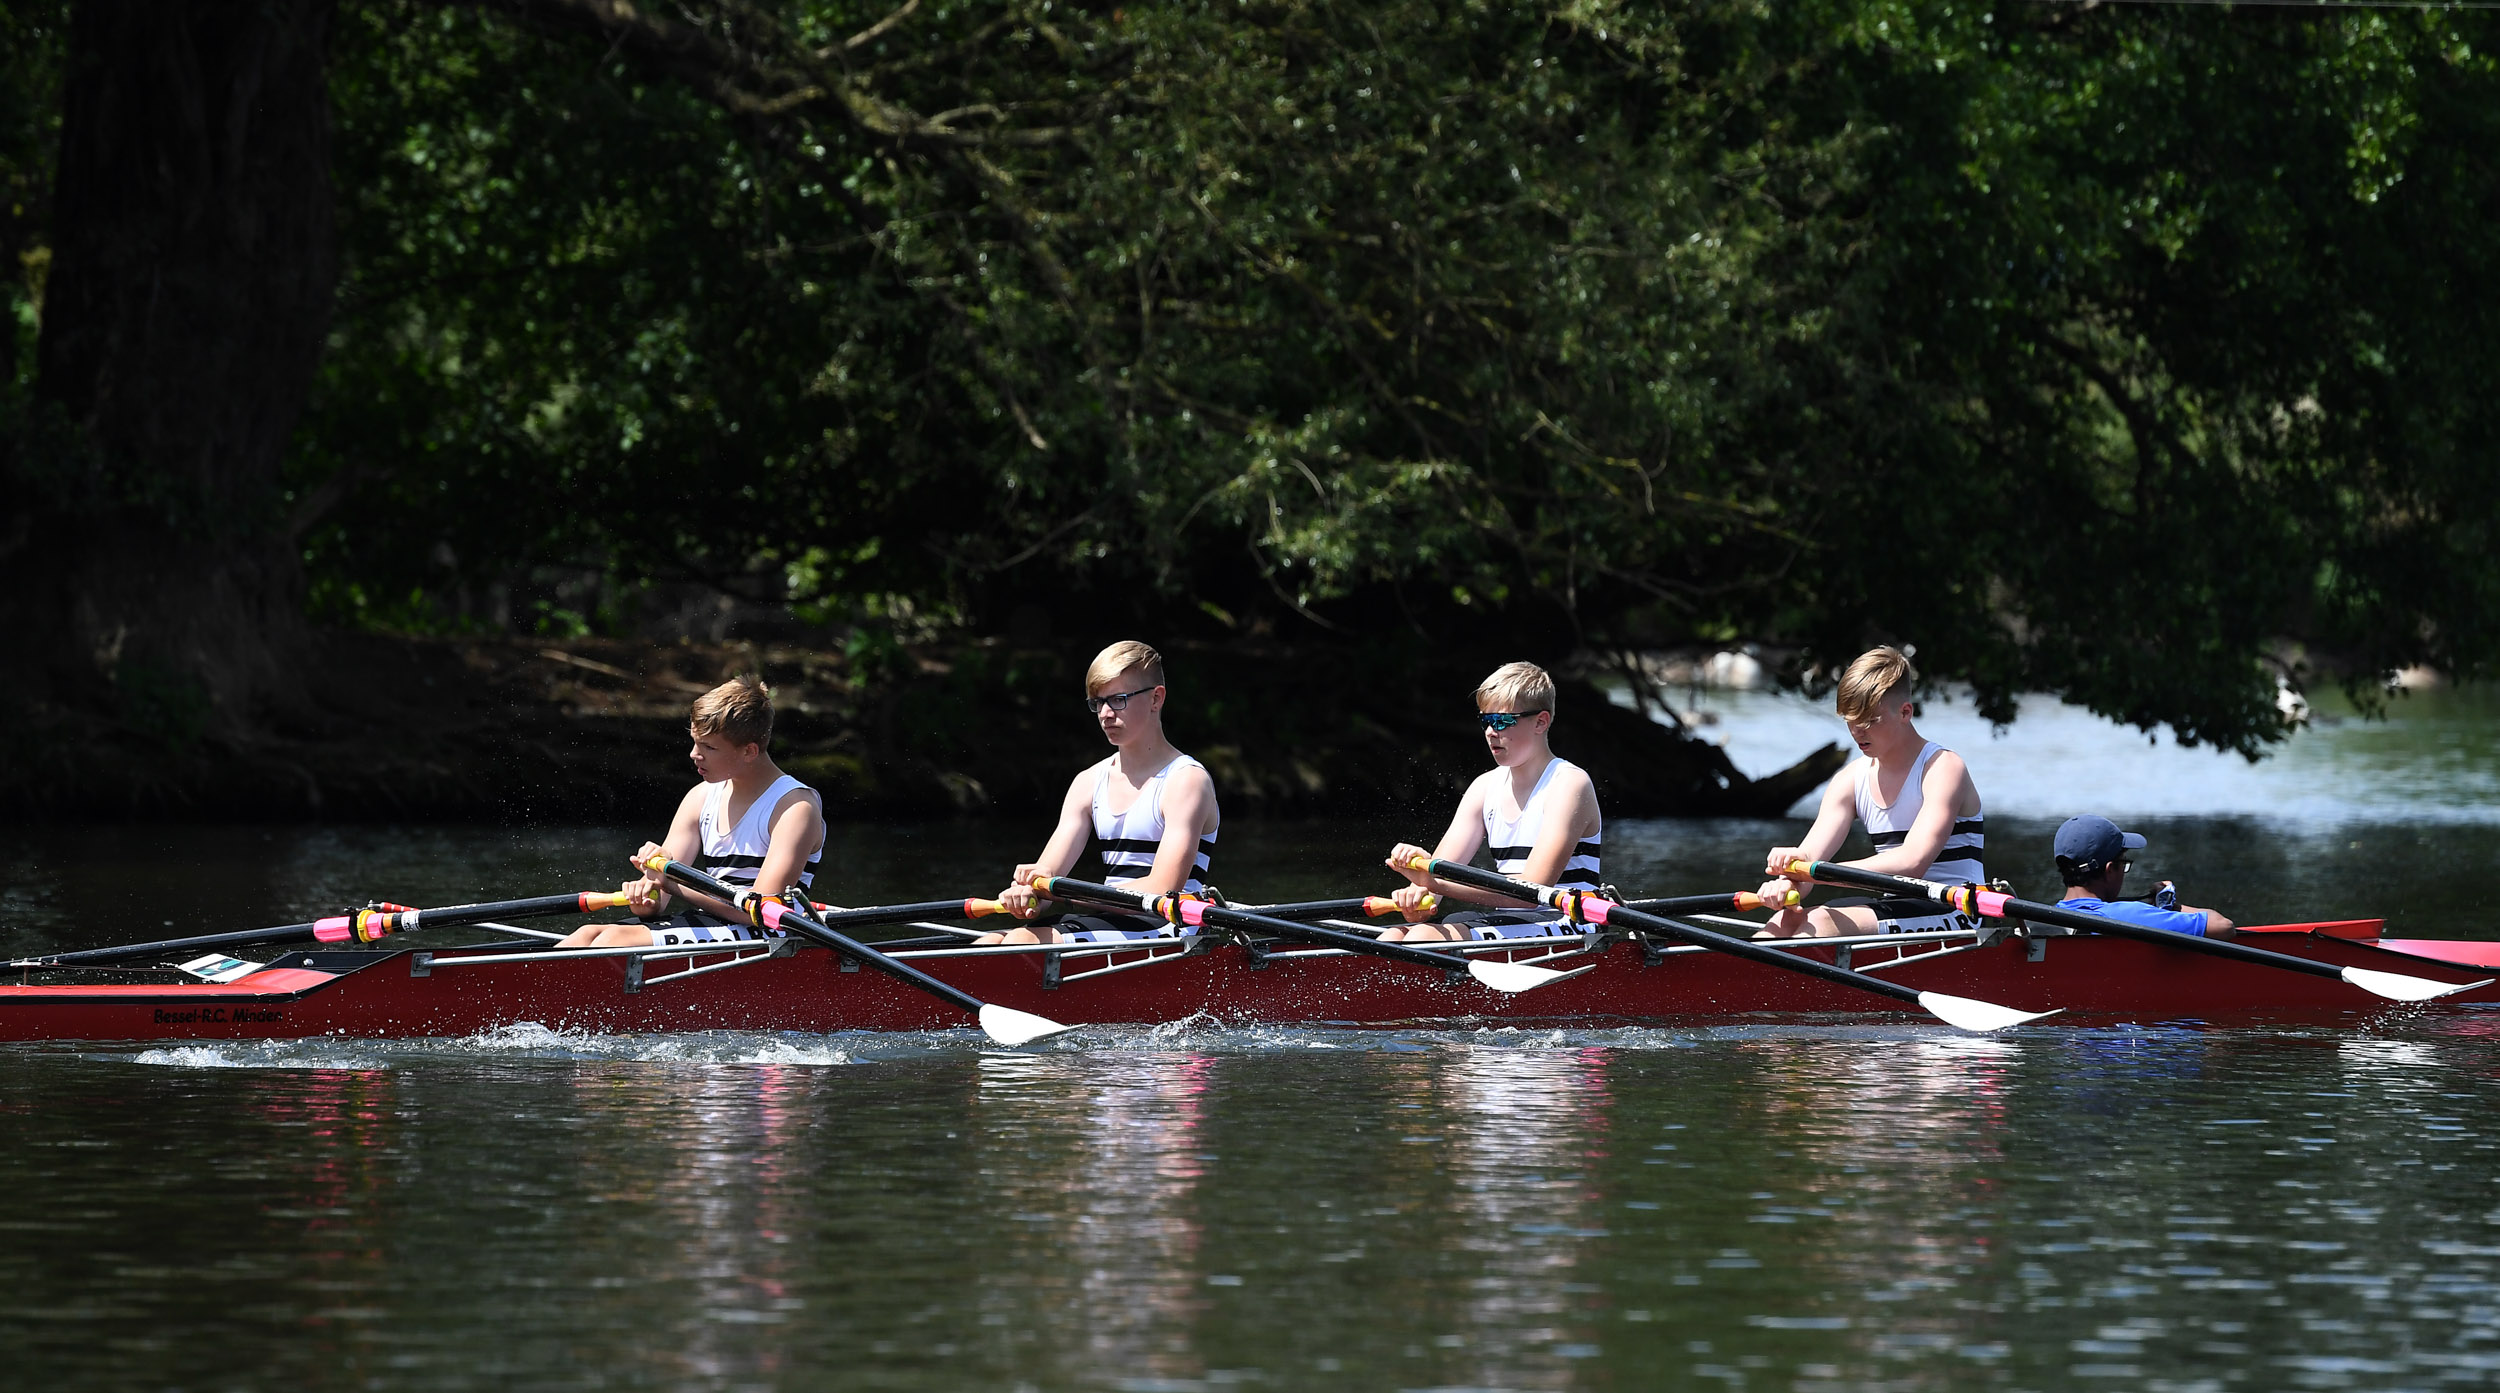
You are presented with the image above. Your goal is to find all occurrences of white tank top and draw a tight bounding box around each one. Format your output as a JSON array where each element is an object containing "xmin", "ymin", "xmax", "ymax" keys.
[
  {"xmin": 1480, "ymin": 757, "xmax": 1601, "ymax": 891},
  {"xmin": 1092, "ymin": 755, "xmax": 1216, "ymax": 892},
  {"xmin": 1852, "ymin": 741, "xmax": 1984, "ymax": 885},
  {"xmin": 698, "ymin": 773, "xmax": 821, "ymax": 889}
]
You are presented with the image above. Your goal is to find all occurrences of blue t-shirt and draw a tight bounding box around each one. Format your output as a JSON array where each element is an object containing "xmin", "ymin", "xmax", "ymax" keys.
[{"xmin": 2060, "ymin": 895, "xmax": 2211, "ymax": 937}]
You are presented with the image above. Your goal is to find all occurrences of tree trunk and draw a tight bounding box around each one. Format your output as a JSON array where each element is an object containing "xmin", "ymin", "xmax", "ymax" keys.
[{"xmin": 17, "ymin": 0, "xmax": 337, "ymax": 734}]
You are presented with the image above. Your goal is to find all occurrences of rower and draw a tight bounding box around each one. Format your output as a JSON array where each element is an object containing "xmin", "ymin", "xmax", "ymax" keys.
[
  {"xmin": 1380, "ymin": 662, "xmax": 1603, "ymax": 942},
  {"xmin": 2052, "ymin": 815, "xmax": 2236, "ymax": 939},
  {"xmin": 554, "ymin": 678, "xmax": 825, "ymax": 949},
  {"xmin": 1755, "ymin": 646, "xmax": 1985, "ymax": 939},
  {"xmin": 978, "ymin": 641, "xmax": 1221, "ymax": 944}
]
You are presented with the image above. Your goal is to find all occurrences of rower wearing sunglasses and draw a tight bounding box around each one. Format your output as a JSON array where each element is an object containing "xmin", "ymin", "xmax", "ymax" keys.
[
  {"xmin": 977, "ymin": 640, "xmax": 1222, "ymax": 944},
  {"xmin": 1379, "ymin": 662, "xmax": 1603, "ymax": 942}
]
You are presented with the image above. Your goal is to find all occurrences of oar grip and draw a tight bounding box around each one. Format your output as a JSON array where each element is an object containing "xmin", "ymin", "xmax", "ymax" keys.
[
  {"xmin": 964, "ymin": 898, "xmax": 1013, "ymax": 918},
  {"xmin": 1148, "ymin": 895, "xmax": 1215, "ymax": 929},
  {"xmin": 1361, "ymin": 894, "xmax": 1437, "ymax": 920},
  {"xmin": 1555, "ymin": 890, "xmax": 1611, "ymax": 926}
]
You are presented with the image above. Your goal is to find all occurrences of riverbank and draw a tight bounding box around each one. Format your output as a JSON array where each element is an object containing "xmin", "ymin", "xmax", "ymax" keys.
[{"xmin": 0, "ymin": 631, "xmax": 1843, "ymax": 822}]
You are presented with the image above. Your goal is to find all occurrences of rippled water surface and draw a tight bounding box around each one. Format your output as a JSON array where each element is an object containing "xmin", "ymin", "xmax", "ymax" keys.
[
  {"xmin": 7, "ymin": 690, "xmax": 2500, "ymax": 1389},
  {"xmin": 9, "ymin": 1022, "xmax": 2500, "ymax": 1391}
]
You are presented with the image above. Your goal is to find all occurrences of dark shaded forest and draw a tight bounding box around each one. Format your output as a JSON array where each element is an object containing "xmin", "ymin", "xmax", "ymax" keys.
[{"xmin": 4, "ymin": 0, "xmax": 2497, "ymax": 818}]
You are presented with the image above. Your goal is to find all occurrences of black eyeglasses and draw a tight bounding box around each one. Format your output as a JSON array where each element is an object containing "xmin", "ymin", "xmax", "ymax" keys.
[
  {"xmin": 1085, "ymin": 685, "xmax": 1159, "ymax": 714},
  {"xmin": 1479, "ymin": 710, "xmax": 1546, "ymax": 732}
]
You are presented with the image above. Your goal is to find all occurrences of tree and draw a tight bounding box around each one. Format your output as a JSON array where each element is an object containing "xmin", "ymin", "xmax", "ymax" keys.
[{"xmin": 11, "ymin": 0, "xmax": 339, "ymax": 737}]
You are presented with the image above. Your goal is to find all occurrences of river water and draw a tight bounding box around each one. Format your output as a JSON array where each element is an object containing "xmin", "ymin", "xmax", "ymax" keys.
[{"xmin": 6, "ymin": 687, "xmax": 2500, "ymax": 1390}]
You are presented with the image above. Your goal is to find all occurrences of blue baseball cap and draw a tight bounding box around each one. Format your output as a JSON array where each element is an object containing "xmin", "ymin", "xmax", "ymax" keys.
[{"xmin": 2054, "ymin": 815, "xmax": 2147, "ymax": 872}]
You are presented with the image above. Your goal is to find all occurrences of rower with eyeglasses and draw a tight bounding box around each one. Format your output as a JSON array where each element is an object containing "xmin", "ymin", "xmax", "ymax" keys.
[
  {"xmin": 976, "ymin": 641, "xmax": 1222, "ymax": 944},
  {"xmin": 1379, "ymin": 661, "xmax": 1604, "ymax": 942},
  {"xmin": 2051, "ymin": 815, "xmax": 2235, "ymax": 939},
  {"xmin": 1755, "ymin": 645, "xmax": 1989, "ymax": 939}
]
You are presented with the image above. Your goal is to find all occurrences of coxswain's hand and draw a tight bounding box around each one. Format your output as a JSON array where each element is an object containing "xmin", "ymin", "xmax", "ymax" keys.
[{"xmin": 1385, "ymin": 844, "xmax": 1433, "ymax": 885}]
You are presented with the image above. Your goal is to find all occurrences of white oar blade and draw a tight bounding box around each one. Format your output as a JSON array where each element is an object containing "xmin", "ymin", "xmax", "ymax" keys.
[
  {"xmin": 1467, "ymin": 958, "xmax": 1570, "ymax": 994},
  {"xmin": 2341, "ymin": 967, "xmax": 2495, "ymax": 1003},
  {"xmin": 1915, "ymin": 991, "xmax": 2063, "ymax": 1033},
  {"xmin": 978, "ymin": 1004, "xmax": 1076, "ymax": 1047}
]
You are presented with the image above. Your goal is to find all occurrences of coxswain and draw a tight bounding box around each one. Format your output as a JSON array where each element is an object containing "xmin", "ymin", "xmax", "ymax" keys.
[
  {"xmin": 554, "ymin": 677, "xmax": 825, "ymax": 949},
  {"xmin": 1756, "ymin": 645, "xmax": 1985, "ymax": 938},
  {"xmin": 976, "ymin": 641, "xmax": 1222, "ymax": 944},
  {"xmin": 1380, "ymin": 661, "xmax": 1604, "ymax": 942},
  {"xmin": 2051, "ymin": 815, "xmax": 2236, "ymax": 939}
]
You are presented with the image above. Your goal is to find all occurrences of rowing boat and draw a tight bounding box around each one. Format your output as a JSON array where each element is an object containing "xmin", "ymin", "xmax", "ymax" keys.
[{"xmin": 2, "ymin": 911, "xmax": 2489, "ymax": 1042}]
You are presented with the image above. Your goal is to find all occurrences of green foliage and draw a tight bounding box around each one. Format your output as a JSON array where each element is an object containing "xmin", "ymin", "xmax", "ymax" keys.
[
  {"xmin": 273, "ymin": 0, "xmax": 2500, "ymax": 756},
  {"xmin": 0, "ymin": 0, "xmax": 68, "ymax": 395}
]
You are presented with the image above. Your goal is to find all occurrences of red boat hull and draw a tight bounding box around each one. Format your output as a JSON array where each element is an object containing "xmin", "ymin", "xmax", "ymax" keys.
[{"xmin": 1, "ymin": 920, "xmax": 2490, "ymax": 1042}]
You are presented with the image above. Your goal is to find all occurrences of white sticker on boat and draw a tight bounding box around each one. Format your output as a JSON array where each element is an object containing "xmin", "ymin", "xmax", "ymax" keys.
[{"xmin": 176, "ymin": 954, "xmax": 266, "ymax": 984}]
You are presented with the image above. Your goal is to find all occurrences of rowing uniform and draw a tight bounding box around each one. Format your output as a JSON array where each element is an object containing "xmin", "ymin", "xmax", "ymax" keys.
[
  {"xmin": 1446, "ymin": 757, "xmax": 1602, "ymax": 942},
  {"xmin": 1060, "ymin": 755, "xmax": 1219, "ymax": 943},
  {"xmin": 1849, "ymin": 742, "xmax": 1983, "ymax": 935},
  {"xmin": 649, "ymin": 774, "xmax": 821, "ymax": 949}
]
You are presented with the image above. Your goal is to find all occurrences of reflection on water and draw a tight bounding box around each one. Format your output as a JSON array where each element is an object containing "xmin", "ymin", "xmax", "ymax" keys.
[
  {"xmin": 9, "ymin": 1023, "xmax": 2500, "ymax": 1390},
  {"xmin": 974, "ymin": 1051, "xmax": 1212, "ymax": 1387}
]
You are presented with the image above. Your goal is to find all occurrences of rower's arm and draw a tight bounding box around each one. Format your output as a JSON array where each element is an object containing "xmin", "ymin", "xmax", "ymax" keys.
[
  {"xmin": 1509, "ymin": 766, "xmax": 1600, "ymax": 902},
  {"xmin": 750, "ymin": 790, "xmax": 826, "ymax": 899},
  {"xmin": 1848, "ymin": 750, "xmax": 1971, "ymax": 877},
  {"xmin": 626, "ymin": 786, "xmax": 711, "ymax": 917},
  {"xmin": 1765, "ymin": 769, "xmax": 1855, "ymax": 876},
  {"xmin": 1009, "ymin": 768, "xmax": 1097, "ymax": 888},
  {"xmin": 1128, "ymin": 765, "xmax": 1219, "ymax": 897},
  {"xmin": 1395, "ymin": 778, "xmax": 1526, "ymax": 908}
]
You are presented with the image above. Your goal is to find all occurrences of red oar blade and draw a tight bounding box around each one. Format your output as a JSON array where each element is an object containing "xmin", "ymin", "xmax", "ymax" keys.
[
  {"xmin": 978, "ymin": 1004, "xmax": 1076, "ymax": 1047},
  {"xmin": 2342, "ymin": 967, "xmax": 2494, "ymax": 1002},
  {"xmin": 1915, "ymin": 992, "xmax": 2063, "ymax": 1032}
]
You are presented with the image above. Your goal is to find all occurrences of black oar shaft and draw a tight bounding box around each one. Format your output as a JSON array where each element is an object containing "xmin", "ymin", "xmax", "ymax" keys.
[
  {"xmin": 1790, "ymin": 861, "xmax": 2351, "ymax": 982},
  {"xmin": 809, "ymin": 899, "xmax": 1014, "ymax": 930},
  {"xmin": 17, "ymin": 921, "xmax": 322, "ymax": 968},
  {"xmin": 1418, "ymin": 858, "xmax": 1923, "ymax": 1006},
  {"xmin": 12, "ymin": 890, "xmax": 631, "ymax": 968},
  {"xmin": 1239, "ymin": 896, "xmax": 1411, "ymax": 922},
  {"xmin": 1626, "ymin": 891, "xmax": 1798, "ymax": 917},
  {"xmin": 645, "ymin": 858, "xmax": 989, "ymax": 1017},
  {"xmin": 1032, "ymin": 878, "xmax": 1476, "ymax": 973}
]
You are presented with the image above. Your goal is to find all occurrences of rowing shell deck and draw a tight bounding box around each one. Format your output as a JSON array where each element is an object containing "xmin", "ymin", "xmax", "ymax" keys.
[{"xmin": 2, "ymin": 918, "xmax": 2490, "ymax": 1043}]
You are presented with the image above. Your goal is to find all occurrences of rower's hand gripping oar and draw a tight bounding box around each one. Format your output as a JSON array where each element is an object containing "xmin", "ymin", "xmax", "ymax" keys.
[
  {"xmin": 1785, "ymin": 860, "xmax": 2492, "ymax": 1003},
  {"xmin": 10, "ymin": 889, "xmax": 641, "ymax": 970},
  {"xmin": 640, "ymin": 856, "xmax": 1072, "ymax": 1047},
  {"xmin": 1027, "ymin": 877, "xmax": 1568, "ymax": 993},
  {"xmin": 1399, "ymin": 853, "xmax": 2061, "ymax": 1031}
]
